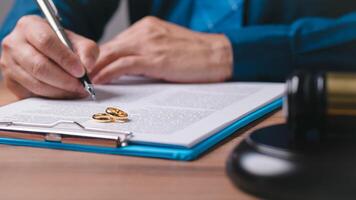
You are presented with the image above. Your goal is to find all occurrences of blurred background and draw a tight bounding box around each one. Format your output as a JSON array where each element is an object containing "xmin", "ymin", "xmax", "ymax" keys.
[
  {"xmin": 0, "ymin": 0, "xmax": 130, "ymax": 79},
  {"xmin": 0, "ymin": 0, "xmax": 12, "ymax": 26}
]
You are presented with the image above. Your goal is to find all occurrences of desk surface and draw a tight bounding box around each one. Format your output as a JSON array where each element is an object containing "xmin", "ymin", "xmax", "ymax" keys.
[{"xmin": 0, "ymin": 83, "xmax": 284, "ymax": 200}]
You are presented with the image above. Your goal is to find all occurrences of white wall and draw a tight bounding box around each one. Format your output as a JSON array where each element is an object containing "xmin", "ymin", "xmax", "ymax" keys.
[{"xmin": 100, "ymin": 0, "xmax": 129, "ymax": 42}]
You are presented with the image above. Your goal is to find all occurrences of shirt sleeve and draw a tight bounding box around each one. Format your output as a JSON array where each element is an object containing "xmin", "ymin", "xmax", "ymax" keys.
[
  {"xmin": 0, "ymin": 0, "xmax": 120, "ymax": 42},
  {"xmin": 223, "ymin": 12, "xmax": 356, "ymax": 82}
]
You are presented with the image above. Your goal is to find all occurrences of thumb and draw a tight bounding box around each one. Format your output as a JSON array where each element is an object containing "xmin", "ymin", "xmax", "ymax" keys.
[{"xmin": 67, "ymin": 31, "xmax": 99, "ymax": 73}]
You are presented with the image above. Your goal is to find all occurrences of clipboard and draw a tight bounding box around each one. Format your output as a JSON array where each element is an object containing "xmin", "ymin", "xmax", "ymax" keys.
[{"xmin": 0, "ymin": 99, "xmax": 282, "ymax": 161}]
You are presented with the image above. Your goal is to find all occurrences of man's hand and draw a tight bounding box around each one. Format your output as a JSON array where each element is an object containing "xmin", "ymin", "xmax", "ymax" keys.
[
  {"xmin": 0, "ymin": 15, "xmax": 99, "ymax": 99},
  {"xmin": 91, "ymin": 16, "xmax": 233, "ymax": 84}
]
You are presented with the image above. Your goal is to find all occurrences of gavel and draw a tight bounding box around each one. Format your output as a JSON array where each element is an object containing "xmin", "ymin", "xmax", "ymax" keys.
[{"xmin": 286, "ymin": 71, "xmax": 356, "ymax": 145}]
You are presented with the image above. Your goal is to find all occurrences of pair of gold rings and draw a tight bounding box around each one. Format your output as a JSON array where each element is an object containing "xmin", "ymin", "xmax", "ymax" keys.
[{"xmin": 92, "ymin": 107, "xmax": 129, "ymax": 123}]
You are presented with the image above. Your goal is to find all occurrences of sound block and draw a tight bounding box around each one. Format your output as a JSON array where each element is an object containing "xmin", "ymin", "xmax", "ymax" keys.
[{"xmin": 226, "ymin": 124, "xmax": 356, "ymax": 200}]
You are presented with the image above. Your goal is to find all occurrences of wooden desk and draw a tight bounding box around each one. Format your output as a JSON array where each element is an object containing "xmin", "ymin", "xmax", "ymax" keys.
[{"xmin": 0, "ymin": 83, "xmax": 284, "ymax": 200}]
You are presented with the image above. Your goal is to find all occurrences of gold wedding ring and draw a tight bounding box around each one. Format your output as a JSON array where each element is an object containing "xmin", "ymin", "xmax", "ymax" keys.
[
  {"xmin": 92, "ymin": 107, "xmax": 129, "ymax": 123},
  {"xmin": 92, "ymin": 113, "xmax": 115, "ymax": 123},
  {"xmin": 105, "ymin": 107, "xmax": 129, "ymax": 120}
]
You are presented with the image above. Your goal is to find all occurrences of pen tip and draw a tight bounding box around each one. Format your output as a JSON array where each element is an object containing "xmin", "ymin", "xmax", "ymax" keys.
[
  {"xmin": 91, "ymin": 94, "xmax": 97, "ymax": 101},
  {"xmin": 83, "ymin": 81, "xmax": 96, "ymax": 101}
]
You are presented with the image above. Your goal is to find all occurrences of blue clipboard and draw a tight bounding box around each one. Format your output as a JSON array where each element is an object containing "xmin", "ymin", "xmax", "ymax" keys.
[{"xmin": 0, "ymin": 99, "xmax": 282, "ymax": 161}]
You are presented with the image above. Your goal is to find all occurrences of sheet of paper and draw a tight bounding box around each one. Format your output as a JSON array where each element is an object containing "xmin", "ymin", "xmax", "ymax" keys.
[{"xmin": 0, "ymin": 77, "xmax": 285, "ymax": 147}]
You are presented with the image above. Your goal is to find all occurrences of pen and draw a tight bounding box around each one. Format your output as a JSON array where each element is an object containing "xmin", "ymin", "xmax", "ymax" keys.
[{"xmin": 35, "ymin": 0, "xmax": 96, "ymax": 100}]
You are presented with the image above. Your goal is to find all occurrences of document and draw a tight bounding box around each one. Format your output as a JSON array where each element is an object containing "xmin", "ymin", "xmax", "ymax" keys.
[{"xmin": 0, "ymin": 77, "xmax": 284, "ymax": 147}]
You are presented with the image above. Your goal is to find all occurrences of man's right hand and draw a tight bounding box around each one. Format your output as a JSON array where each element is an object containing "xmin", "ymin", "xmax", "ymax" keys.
[{"xmin": 0, "ymin": 15, "xmax": 99, "ymax": 99}]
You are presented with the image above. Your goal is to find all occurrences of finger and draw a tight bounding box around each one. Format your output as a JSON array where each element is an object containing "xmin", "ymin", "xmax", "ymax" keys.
[
  {"xmin": 93, "ymin": 36, "xmax": 136, "ymax": 75},
  {"xmin": 92, "ymin": 56, "xmax": 147, "ymax": 84},
  {"xmin": 10, "ymin": 42, "xmax": 85, "ymax": 94},
  {"xmin": 19, "ymin": 15, "xmax": 85, "ymax": 77},
  {"xmin": 0, "ymin": 60, "xmax": 30, "ymax": 99},
  {"xmin": 4, "ymin": 78, "xmax": 31, "ymax": 99},
  {"xmin": 67, "ymin": 30, "xmax": 99, "ymax": 73},
  {"xmin": 6, "ymin": 58, "xmax": 84, "ymax": 99}
]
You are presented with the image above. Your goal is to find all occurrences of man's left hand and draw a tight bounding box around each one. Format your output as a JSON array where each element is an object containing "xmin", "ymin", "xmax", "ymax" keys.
[{"xmin": 90, "ymin": 16, "xmax": 233, "ymax": 84}]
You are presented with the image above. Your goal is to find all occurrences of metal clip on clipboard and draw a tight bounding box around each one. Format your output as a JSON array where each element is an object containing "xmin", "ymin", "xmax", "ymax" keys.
[{"xmin": 0, "ymin": 120, "xmax": 133, "ymax": 148}]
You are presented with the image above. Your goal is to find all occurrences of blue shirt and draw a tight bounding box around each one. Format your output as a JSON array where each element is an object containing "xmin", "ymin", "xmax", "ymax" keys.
[{"xmin": 1, "ymin": 0, "xmax": 356, "ymax": 81}]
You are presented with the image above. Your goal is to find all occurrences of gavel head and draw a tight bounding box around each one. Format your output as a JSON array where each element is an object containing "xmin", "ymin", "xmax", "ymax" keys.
[{"xmin": 285, "ymin": 71, "xmax": 356, "ymax": 146}]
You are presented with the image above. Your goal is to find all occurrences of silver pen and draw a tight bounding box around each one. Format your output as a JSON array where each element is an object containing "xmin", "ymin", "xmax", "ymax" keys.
[{"xmin": 35, "ymin": 0, "xmax": 96, "ymax": 100}]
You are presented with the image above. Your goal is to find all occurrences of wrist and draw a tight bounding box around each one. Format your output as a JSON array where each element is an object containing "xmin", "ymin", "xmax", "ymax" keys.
[{"xmin": 206, "ymin": 34, "xmax": 233, "ymax": 82}]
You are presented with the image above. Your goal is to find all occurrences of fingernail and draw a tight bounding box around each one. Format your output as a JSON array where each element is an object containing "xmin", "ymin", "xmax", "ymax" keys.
[{"xmin": 72, "ymin": 63, "xmax": 85, "ymax": 78}]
